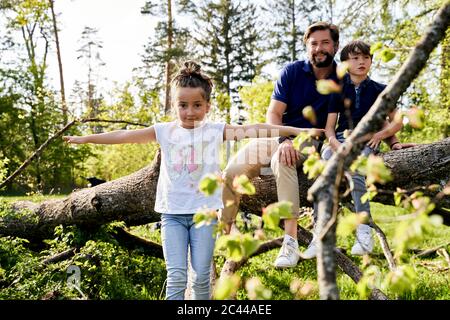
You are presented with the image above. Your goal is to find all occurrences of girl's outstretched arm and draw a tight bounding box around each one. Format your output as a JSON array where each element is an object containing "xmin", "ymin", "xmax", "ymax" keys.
[
  {"xmin": 63, "ymin": 126, "xmax": 156, "ymax": 144},
  {"xmin": 223, "ymin": 123, "xmax": 323, "ymax": 141}
]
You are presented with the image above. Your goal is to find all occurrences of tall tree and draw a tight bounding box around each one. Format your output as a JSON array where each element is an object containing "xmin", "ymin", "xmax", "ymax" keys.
[
  {"xmin": 0, "ymin": 0, "xmax": 79, "ymax": 192},
  {"xmin": 192, "ymin": 0, "xmax": 265, "ymax": 123},
  {"xmin": 75, "ymin": 26, "xmax": 106, "ymax": 133},
  {"xmin": 48, "ymin": 0, "xmax": 67, "ymax": 124},
  {"xmin": 440, "ymin": 27, "xmax": 450, "ymax": 110},
  {"xmin": 261, "ymin": 0, "xmax": 320, "ymax": 66},
  {"xmin": 140, "ymin": 0, "xmax": 192, "ymax": 115}
]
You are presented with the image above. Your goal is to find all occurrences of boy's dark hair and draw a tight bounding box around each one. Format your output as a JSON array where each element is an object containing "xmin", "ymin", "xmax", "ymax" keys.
[
  {"xmin": 340, "ymin": 40, "xmax": 372, "ymax": 62},
  {"xmin": 171, "ymin": 61, "xmax": 213, "ymax": 102},
  {"xmin": 303, "ymin": 21, "xmax": 339, "ymax": 44}
]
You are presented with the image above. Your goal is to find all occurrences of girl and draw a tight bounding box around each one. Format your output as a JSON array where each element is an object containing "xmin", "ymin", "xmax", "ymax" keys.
[{"xmin": 64, "ymin": 61, "xmax": 322, "ymax": 300}]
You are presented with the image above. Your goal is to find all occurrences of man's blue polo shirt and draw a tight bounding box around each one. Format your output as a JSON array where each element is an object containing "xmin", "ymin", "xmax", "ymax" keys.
[
  {"xmin": 271, "ymin": 60, "xmax": 338, "ymax": 129},
  {"xmin": 328, "ymin": 74, "xmax": 387, "ymax": 133}
]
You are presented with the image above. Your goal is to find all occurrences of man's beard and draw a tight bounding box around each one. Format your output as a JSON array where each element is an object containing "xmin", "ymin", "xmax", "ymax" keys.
[{"xmin": 311, "ymin": 51, "xmax": 334, "ymax": 68}]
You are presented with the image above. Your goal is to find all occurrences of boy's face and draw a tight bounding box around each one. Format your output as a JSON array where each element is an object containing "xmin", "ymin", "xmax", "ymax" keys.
[
  {"xmin": 306, "ymin": 29, "xmax": 338, "ymax": 68},
  {"xmin": 173, "ymin": 87, "xmax": 210, "ymax": 129},
  {"xmin": 346, "ymin": 52, "xmax": 372, "ymax": 78}
]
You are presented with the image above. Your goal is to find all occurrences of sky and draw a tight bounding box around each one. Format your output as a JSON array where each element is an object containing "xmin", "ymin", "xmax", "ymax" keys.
[{"xmin": 47, "ymin": 0, "xmax": 157, "ymax": 97}]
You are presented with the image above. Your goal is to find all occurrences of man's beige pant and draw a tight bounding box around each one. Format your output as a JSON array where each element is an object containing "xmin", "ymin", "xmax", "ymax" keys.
[{"xmin": 221, "ymin": 138, "xmax": 313, "ymax": 224}]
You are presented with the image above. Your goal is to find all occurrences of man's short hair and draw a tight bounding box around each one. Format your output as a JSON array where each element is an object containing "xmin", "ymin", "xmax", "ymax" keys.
[
  {"xmin": 340, "ymin": 40, "xmax": 372, "ymax": 61},
  {"xmin": 303, "ymin": 21, "xmax": 339, "ymax": 44}
]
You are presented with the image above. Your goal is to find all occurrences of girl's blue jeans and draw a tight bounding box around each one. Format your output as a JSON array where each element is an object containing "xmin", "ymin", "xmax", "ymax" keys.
[{"xmin": 161, "ymin": 213, "xmax": 217, "ymax": 300}]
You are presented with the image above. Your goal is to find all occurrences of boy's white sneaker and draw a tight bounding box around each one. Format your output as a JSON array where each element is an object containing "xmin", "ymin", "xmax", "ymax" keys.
[
  {"xmin": 351, "ymin": 224, "xmax": 374, "ymax": 255},
  {"xmin": 301, "ymin": 236, "xmax": 318, "ymax": 259},
  {"xmin": 274, "ymin": 235, "xmax": 300, "ymax": 268}
]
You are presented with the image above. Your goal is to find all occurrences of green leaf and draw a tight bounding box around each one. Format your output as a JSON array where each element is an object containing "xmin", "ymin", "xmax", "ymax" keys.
[
  {"xmin": 292, "ymin": 132, "xmax": 312, "ymax": 151},
  {"xmin": 361, "ymin": 185, "xmax": 377, "ymax": 204},
  {"xmin": 302, "ymin": 152, "xmax": 325, "ymax": 179},
  {"xmin": 216, "ymin": 234, "xmax": 260, "ymax": 261},
  {"xmin": 394, "ymin": 191, "xmax": 402, "ymax": 207},
  {"xmin": 213, "ymin": 274, "xmax": 241, "ymax": 300},
  {"xmin": 356, "ymin": 265, "xmax": 382, "ymax": 299},
  {"xmin": 406, "ymin": 107, "xmax": 425, "ymax": 129},
  {"xmin": 245, "ymin": 277, "xmax": 272, "ymax": 300},
  {"xmin": 370, "ymin": 42, "xmax": 383, "ymax": 55},
  {"xmin": 383, "ymin": 265, "xmax": 417, "ymax": 295},
  {"xmin": 366, "ymin": 154, "xmax": 392, "ymax": 185},
  {"xmin": 262, "ymin": 201, "xmax": 293, "ymax": 230},
  {"xmin": 350, "ymin": 155, "xmax": 367, "ymax": 175},
  {"xmin": 199, "ymin": 173, "xmax": 222, "ymax": 196},
  {"xmin": 302, "ymin": 106, "xmax": 317, "ymax": 125},
  {"xmin": 316, "ymin": 79, "xmax": 341, "ymax": 95},
  {"xmin": 232, "ymin": 175, "xmax": 256, "ymax": 195},
  {"xmin": 337, "ymin": 212, "xmax": 370, "ymax": 237},
  {"xmin": 379, "ymin": 48, "xmax": 396, "ymax": 62},
  {"xmin": 193, "ymin": 209, "xmax": 217, "ymax": 228}
]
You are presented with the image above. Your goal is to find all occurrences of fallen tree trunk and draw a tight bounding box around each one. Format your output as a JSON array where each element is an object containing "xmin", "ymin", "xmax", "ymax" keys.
[{"xmin": 1, "ymin": 138, "xmax": 449, "ymax": 241}]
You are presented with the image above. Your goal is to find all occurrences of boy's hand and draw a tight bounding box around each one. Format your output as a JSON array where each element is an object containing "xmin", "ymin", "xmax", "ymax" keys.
[
  {"xmin": 392, "ymin": 142, "xmax": 418, "ymax": 150},
  {"xmin": 63, "ymin": 136, "xmax": 85, "ymax": 144},
  {"xmin": 367, "ymin": 132, "xmax": 383, "ymax": 149},
  {"xmin": 329, "ymin": 137, "xmax": 341, "ymax": 151}
]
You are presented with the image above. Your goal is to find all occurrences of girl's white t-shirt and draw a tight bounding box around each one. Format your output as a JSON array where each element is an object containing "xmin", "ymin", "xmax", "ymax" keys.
[{"xmin": 154, "ymin": 121, "xmax": 226, "ymax": 214}]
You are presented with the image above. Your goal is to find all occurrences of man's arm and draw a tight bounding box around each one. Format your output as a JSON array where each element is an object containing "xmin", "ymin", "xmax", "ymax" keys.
[{"xmin": 266, "ymin": 99, "xmax": 286, "ymax": 125}]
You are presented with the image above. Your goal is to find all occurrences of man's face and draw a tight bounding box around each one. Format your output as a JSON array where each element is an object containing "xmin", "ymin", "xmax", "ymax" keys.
[{"xmin": 306, "ymin": 29, "xmax": 338, "ymax": 68}]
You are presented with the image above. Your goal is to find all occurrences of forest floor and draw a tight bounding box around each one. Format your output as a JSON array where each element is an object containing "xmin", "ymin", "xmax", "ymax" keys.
[{"xmin": 1, "ymin": 195, "xmax": 449, "ymax": 300}]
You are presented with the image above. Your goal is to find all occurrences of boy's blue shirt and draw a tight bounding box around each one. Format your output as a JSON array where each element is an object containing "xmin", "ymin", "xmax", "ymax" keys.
[
  {"xmin": 272, "ymin": 60, "xmax": 338, "ymax": 129},
  {"xmin": 328, "ymin": 73, "xmax": 387, "ymax": 133}
]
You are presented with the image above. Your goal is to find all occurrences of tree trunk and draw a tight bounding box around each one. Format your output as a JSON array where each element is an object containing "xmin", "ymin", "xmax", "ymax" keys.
[
  {"xmin": 164, "ymin": 0, "xmax": 173, "ymax": 115},
  {"xmin": 1, "ymin": 139, "xmax": 449, "ymax": 241},
  {"xmin": 49, "ymin": 0, "xmax": 68, "ymax": 124}
]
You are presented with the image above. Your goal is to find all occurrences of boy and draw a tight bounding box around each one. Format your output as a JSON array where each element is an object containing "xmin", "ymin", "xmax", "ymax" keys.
[{"xmin": 302, "ymin": 40, "xmax": 402, "ymax": 258}]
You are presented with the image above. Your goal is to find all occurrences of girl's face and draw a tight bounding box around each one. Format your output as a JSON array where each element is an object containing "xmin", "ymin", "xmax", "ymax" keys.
[
  {"xmin": 173, "ymin": 87, "xmax": 210, "ymax": 129},
  {"xmin": 346, "ymin": 52, "xmax": 372, "ymax": 78}
]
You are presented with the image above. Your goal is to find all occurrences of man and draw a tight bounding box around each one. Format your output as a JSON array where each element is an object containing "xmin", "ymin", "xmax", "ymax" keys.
[
  {"xmin": 221, "ymin": 21, "xmax": 404, "ymax": 268},
  {"xmin": 221, "ymin": 21, "xmax": 339, "ymax": 268}
]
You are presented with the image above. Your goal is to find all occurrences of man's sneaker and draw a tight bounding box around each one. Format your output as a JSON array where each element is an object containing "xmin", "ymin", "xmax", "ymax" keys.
[
  {"xmin": 301, "ymin": 236, "xmax": 318, "ymax": 259},
  {"xmin": 351, "ymin": 224, "xmax": 374, "ymax": 255},
  {"xmin": 274, "ymin": 235, "xmax": 300, "ymax": 268}
]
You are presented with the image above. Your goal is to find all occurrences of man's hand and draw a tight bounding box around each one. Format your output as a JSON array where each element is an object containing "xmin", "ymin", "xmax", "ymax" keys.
[{"xmin": 278, "ymin": 139, "xmax": 300, "ymax": 166}]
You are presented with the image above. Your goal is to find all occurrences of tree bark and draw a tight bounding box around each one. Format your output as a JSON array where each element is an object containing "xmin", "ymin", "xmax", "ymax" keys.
[{"xmin": 1, "ymin": 139, "xmax": 449, "ymax": 242}]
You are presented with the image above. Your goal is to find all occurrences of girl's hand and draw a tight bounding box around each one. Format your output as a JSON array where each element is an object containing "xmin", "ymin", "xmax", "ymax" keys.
[
  {"xmin": 367, "ymin": 132, "xmax": 383, "ymax": 149},
  {"xmin": 308, "ymin": 128, "xmax": 325, "ymax": 138},
  {"xmin": 63, "ymin": 136, "xmax": 85, "ymax": 144}
]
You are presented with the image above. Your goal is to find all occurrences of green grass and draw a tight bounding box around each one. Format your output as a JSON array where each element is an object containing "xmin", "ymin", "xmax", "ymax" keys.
[
  {"xmin": 226, "ymin": 202, "xmax": 450, "ymax": 300},
  {"xmin": 1, "ymin": 195, "xmax": 449, "ymax": 300},
  {"xmin": 0, "ymin": 194, "xmax": 67, "ymax": 203}
]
